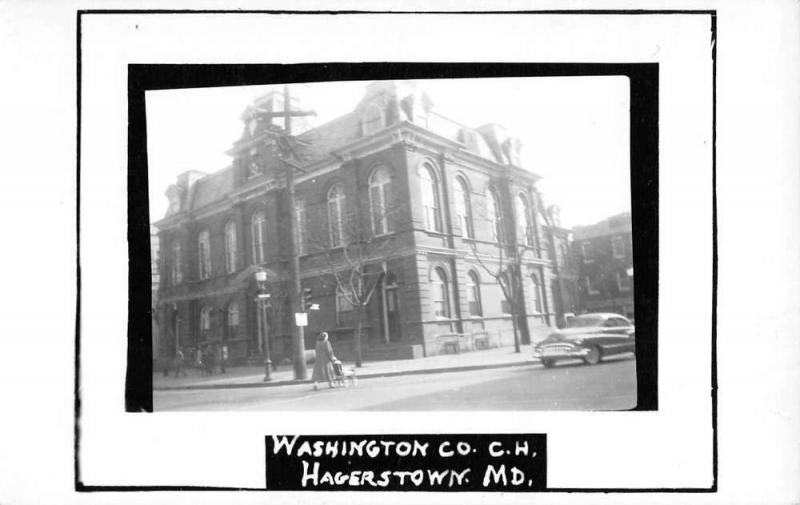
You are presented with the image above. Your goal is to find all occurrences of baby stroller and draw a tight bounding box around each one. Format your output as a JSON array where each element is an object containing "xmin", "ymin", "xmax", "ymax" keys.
[{"xmin": 332, "ymin": 359, "xmax": 358, "ymax": 388}]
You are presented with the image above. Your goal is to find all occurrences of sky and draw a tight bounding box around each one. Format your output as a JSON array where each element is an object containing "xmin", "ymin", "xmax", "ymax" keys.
[{"xmin": 146, "ymin": 76, "xmax": 630, "ymax": 228}]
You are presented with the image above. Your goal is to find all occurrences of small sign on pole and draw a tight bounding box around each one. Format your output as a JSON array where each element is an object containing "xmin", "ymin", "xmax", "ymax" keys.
[{"xmin": 295, "ymin": 312, "xmax": 308, "ymax": 327}]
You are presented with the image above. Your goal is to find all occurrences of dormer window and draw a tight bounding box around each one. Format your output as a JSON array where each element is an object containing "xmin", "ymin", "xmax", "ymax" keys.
[
  {"xmin": 247, "ymin": 117, "xmax": 259, "ymax": 136},
  {"xmin": 166, "ymin": 186, "xmax": 182, "ymax": 215},
  {"xmin": 458, "ymin": 129, "xmax": 479, "ymax": 152},
  {"xmin": 247, "ymin": 147, "xmax": 264, "ymax": 178},
  {"xmin": 362, "ymin": 103, "xmax": 385, "ymax": 136}
]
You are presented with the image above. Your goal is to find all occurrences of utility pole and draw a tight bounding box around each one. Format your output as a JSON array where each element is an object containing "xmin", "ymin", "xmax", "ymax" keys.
[{"xmin": 254, "ymin": 84, "xmax": 316, "ymax": 380}]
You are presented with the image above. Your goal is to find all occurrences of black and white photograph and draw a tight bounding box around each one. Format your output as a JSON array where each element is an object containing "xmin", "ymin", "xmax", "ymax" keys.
[
  {"xmin": 84, "ymin": 11, "xmax": 703, "ymax": 492},
  {"xmin": 145, "ymin": 76, "xmax": 644, "ymax": 412}
]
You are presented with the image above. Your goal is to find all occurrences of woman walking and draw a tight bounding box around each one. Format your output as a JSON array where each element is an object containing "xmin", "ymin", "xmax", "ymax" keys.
[{"xmin": 312, "ymin": 332, "xmax": 337, "ymax": 390}]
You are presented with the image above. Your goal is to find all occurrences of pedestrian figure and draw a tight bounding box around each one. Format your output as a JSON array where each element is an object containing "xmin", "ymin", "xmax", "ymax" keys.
[
  {"xmin": 173, "ymin": 348, "xmax": 187, "ymax": 377},
  {"xmin": 219, "ymin": 344, "xmax": 228, "ymax": 374},
  {"xmin": 311, "ymin": 332, "xmax": 337, "ymax": 390},
  {"xmin": 203, "ymin": 346, "xmax": 216, "ymax": 376}
]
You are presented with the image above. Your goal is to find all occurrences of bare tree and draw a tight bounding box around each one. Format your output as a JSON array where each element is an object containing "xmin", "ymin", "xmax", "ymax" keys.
[
  {"xmin": 467, "ymin": 226, "xmax": 524, "ymax": 354},
  {"xmin": 297, "ymin": 164, "xmax": 410, "ymax": 367},
  {"xmin": 467, "ymin": 185, "xmax": 548, "ymax": 353}
]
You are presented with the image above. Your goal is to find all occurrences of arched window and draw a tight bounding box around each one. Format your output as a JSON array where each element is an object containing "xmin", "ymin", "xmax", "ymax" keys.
[
  {"xmin": 328, "ymin": 184, "xmax": 346, "ymax": 247},
  {"xmin": 362, "ymin": 103, "xmax": 384, "ymax": 136},
  {"xmin": 369, "ymin": 166, "xmax": 391, "ymax": 235},
  {"xmin": 420, "ymin": 164, "xmax": 442, "ymax": 233},
  {"xmin": 200, "ymin": 306, "xmax": 211, "ymax": 341},
  {"xmin": 251, "ymin": 210, "xmax": 266, "ymax": 265},
  {"xmin": 467, "ymin": 270, "xmax": 483, "ymax": 317},
  {"xmin": 247, "ymin": 147, "xmax": 264, "ymax": 178},
  {"xmin": 487, "ymin": 188, "xmax": 504, "ymax": 242},
  {"xmin": 197, "ymin": 229, "xmax": 211, "ymax": 280},
  {"xmin": 431, "ymin": 267, "xmax": 450, "ymax": 318},
  {"xmin": 170, "ymin": 240, "xmax": 182, "ymax": 285},
  {"xmin": 295, "ymin": 200, "xmax": 307, "ymax": 255},
  {"xmin": 516, "ymin": 194, "xmax": 534, "ymax": 247},
  {"xmin": 224, "ymin": 221, "xmax": 237, "ymax": 274},
  {"xmin": 531, "ymin": 274, "xmax": 543, "ymax": 313},
  {"xmin": 227, "ymin": 302, "xmax": 239, "ymax": 339},
  {"xmin": 336, "ymin": 286, "xmax": 355, "ymax": 326},
  {"xmin": 454, "ymin": 175, "xmax": 474, "ymax": 238}
]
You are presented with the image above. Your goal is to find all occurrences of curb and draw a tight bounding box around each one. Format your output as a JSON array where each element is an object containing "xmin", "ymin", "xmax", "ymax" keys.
[{"xmin": 154, "ymin": 359, "xmax": 541, "ymax": 392}]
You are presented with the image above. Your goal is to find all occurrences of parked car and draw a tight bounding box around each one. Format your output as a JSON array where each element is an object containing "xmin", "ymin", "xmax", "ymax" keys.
[{"xmin": 533, "ymin": 313, "xmax": 635, "ymax": 367}]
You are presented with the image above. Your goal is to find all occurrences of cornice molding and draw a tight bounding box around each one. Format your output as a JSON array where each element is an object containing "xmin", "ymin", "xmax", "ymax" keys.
[{"xmin": 155, "ymin": 122, "xmax": 543, "ymax": 230}]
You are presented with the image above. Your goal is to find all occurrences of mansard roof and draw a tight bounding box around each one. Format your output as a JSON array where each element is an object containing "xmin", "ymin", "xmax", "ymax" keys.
[
  {"xmin": 293, "ymin": 113, "xmax": 363, "ymax": 165},
  {"xmin": 190, "ymin": 166, "xmax": 236, "ymax": 210},
  {"xmin": 158, "ymin": 81, "xmax": 537, "ymax": 224}
]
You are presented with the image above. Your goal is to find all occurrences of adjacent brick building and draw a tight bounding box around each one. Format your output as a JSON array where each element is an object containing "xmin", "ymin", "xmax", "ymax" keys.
[
  {"xmin": 153, "ymin": 81, "xmax": 574, "ymax": 363},
  {"xmin": 572, "ymin": 212, "xmax": 634, "ymax": 320}
]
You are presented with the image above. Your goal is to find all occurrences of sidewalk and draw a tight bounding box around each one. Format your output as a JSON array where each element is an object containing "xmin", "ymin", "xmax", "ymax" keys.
[{"xmin": 154, "ymin": 345, "xmax": 537, "ymax": 391}]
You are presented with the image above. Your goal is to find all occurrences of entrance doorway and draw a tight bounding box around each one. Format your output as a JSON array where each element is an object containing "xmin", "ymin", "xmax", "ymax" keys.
[
  {"xmin": 171, "ymin": 305, "xmax": 181, "ymax": 355},
  {"xmin": 381, "ymin": 273, "xmax": 402, "ymax": 343}
]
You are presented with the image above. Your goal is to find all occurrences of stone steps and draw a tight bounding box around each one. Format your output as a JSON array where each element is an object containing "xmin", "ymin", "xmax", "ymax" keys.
[{"xmin": 330, "ymin": 341, "xmax": 424, "ymax": 361}]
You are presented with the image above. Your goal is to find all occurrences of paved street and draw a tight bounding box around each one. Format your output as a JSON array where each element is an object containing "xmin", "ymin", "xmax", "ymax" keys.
[{"xmin": 153, "ymin": 356, "xmax": 636, "ymax": 411}]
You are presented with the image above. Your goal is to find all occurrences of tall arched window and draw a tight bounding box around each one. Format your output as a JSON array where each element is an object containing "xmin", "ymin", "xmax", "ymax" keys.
[
  {"xmin": 170, "ymin": 240, "xmax": 182, "ymax": 285},
  {"xmin": 516, "ymin": 194, "xmax": 534, "ymax": 247},
  {"xmin": 369, "ymin": 166, "xmax": 391, "ymax": 235},
  {"xmin": 420, "ymin": 164, "xmax": 442, "ymax": 233},
  {"xmin": 467, "ymin": 270, "xmax": 483, "ymax": 316},
  {"xmin": 362, "ymin": 103, "xmax": 384, "ymax": 136},
  {"xmin": 227, "ymin": 302, "xmax": 239, "ymax": 339},
  {"xmin": 224, "ymin": 221, "xmax": 237, "ymax": 274},
  {"xmin": 197, "ymin": 229, "xmax": 211, "ymax": 280},
  {"xmin": 454, "ymin": 175, "xmax": 474, "ymax": 238},
  {"xmin": 200, "ymin": 306, "xmax": 211, "ymax": 341},
  {"xmin": 336, "ymin": 286, "xmax": 355, "ymax": 326},
  {"xmin": 531, "ymin": 274, "xmax": 543, "ymax": 313},
  {"xmin": 251, "ymin": 210, "xmax": 266, "ymax": 264},
  {"xmin": 328, "ymin": 184, "xmax": 346, "ymax": 247},
  {"xmin": 431, "ymin": 267, "xmax": 450, "ymax": 318},
  {"xmin": 295, "ymin": 200, "xmax": 307, "ymax": 255},
  {"xmin": 487, "ymin": 188, "xmax": 503, "ymax": 242}
]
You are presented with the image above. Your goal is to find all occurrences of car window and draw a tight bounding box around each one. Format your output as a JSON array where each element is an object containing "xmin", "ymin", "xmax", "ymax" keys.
[{"xmin": 568, "ymin": 316, "xmax": 605, "ymax": 328}]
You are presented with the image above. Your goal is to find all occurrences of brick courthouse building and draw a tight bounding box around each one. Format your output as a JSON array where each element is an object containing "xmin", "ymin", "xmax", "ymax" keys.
[{"xmin": 153, "ymin": 81, "xmax": 577, "ymax": 363}]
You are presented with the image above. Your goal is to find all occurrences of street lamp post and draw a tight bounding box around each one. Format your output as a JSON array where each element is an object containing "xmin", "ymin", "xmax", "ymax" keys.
[{"xmin": 255, "ymin": 269, "xmax": 272, "ymax": 381}]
